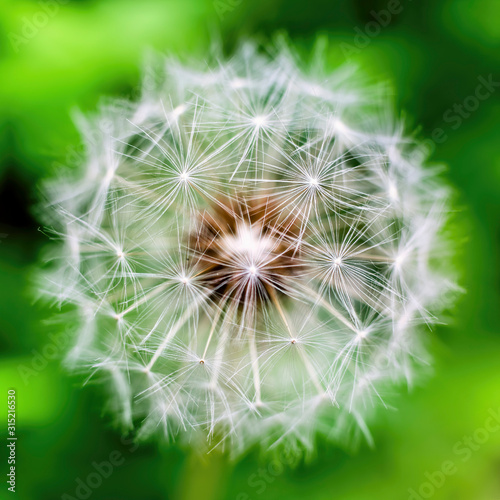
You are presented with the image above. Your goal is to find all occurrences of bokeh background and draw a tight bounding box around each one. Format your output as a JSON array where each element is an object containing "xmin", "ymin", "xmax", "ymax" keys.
[{"xmin": 1, "ymin": 0, "xmax": 499, "ymax": 499}]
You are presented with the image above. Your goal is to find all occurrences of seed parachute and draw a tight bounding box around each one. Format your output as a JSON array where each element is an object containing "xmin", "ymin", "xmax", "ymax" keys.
[{"xmin": 39, "ymin": 42, "xmax": 455, "ymax": 456}]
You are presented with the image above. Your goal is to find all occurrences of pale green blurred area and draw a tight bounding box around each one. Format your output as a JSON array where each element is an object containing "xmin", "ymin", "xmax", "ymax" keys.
[{"xmin": 0, "ymin": 1, "xmax": 499, "ymax": 499}]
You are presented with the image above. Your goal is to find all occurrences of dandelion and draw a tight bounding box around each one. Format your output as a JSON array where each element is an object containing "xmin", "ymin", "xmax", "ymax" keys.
[{"xmin": 39, "ymin": 42, "xmax": 455, "ymax": 456}]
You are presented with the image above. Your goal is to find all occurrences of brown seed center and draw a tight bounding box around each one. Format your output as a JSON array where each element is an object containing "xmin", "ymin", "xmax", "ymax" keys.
[{"xmin": 189, "ymin": 196, "xmax": 304, "ymax": 305}]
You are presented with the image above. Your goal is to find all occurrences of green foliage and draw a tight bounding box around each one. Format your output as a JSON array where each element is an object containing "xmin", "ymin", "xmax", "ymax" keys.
[{"xmin": 0, "ymin": 0, "xmax": 499, "ymax": 498}]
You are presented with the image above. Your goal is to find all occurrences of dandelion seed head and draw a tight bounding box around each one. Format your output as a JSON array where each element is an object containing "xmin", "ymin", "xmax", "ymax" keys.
[
  {"xmin": 394, "ymin": 252, "xmax": 406, "ymax": 269},
  {"xmin": 331, "ymin": 118, "xmax": 348, "ymax": 135},
  {"xmin": 230, "ymin": 77, "xmax": 246, "ymax": 89},
  {"xmin": 179, "ymin": 171, "xmax": 190, "ymax": 183},
  {"xmin": 252, "ymin": 115, "xmax": 267, "ymax": 127},
  {"xmin": 356, "ymin": 329, "xmax": 368, "ymax": 341},
  {"xmin": 388, "ymin": 181, "xmax": 399, "ymax": 201},
  {"xmin": 172, "ymin": 104, "xmax": 186, "ymax": 118},
  {"xmin": 248, "ymin": 265, "xmax": 258, "ymax": 276},
  {"xmin": 308, "ymin": 177, "xmax": 320, "ymax": 189},
  {"xmin": 39, "ymin": 42, "xmax": 456, "ymax": 457}
]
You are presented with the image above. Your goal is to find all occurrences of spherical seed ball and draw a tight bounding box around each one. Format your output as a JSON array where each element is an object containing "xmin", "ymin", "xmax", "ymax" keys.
[{"xmin": 39, "ymin": 43, "xmax": 455, "ymax": 456}]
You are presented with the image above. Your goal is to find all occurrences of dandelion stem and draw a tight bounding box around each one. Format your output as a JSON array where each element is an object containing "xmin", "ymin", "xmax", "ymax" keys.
[
  {"xmin": 146, "ymin": 299, "xmax": 202, "ymax": 371},
  {"xmin": 267, "ymin": 287, "xmax": 324, "ymax": 395},
  {"xmin": 119, "ymin": 281, "xmax": 171, "ymax": 317},
  {"xmin": 202, "ymin": 302, "xmax": 225, "ymax": 359},
  {"xmin": 299, "ymin": 284, "xmax": 358, "ymax": 332},
  {"xmin": 248, "ymin": 329, "xmax": 262, "ymax": 404}
]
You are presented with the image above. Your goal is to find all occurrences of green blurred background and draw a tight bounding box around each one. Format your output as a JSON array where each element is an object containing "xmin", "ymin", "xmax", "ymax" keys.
[{"xmin": 0, "ymin": 0, "xmax": 499, "ymax": 499}]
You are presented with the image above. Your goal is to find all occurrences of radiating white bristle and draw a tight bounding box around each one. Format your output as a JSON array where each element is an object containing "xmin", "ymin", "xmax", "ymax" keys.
[{"xmin": 38, "ymin": 42, "xmax": 456, "ymax": 457}]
